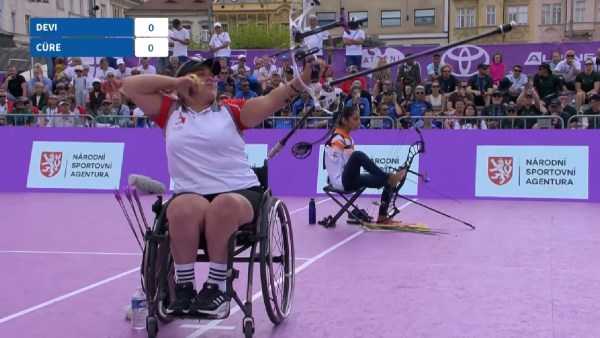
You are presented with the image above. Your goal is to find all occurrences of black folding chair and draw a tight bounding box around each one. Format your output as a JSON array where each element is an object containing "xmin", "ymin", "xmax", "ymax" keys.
[{"xmin": 319, "ymin": 184, "xmax": 369, "ymax": 228}]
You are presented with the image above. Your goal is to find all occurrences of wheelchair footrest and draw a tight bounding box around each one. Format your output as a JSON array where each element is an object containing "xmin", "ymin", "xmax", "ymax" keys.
[{"xmin": 167, "ymin": 309, "xmax": 230, "ymax": 321}]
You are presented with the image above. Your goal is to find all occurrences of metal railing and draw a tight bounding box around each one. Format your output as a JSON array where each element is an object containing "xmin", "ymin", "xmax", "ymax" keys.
[
  {"xmin": 397, "ymin": 115, "xmax": 567, "ymax": 129},
  {"xmin": 567, "ymin": 114, "xmax": 600, "ymax": 129},
  {"xmin": 0, "ymin": 113, "xmax": 94, "ymax": 127}
]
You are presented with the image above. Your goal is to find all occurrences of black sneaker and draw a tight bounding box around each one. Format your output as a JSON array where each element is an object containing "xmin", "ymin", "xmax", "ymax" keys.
[
  {"xmin": 190, "ymin": 282, "xmax": 229, "ymax": 315},
  {"xmin": 166, "ymin": 282, "xmax": 196, "ymax": 315}
]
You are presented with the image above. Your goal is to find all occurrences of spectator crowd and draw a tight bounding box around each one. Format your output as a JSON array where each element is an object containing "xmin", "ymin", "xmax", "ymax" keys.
[{"xmin": 2, "ymin": 17, "xmax": 600, "ymax": 130}]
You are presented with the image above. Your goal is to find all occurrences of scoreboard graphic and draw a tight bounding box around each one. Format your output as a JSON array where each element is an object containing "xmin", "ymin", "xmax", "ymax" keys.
[{"xmin": 30, "ymin": 18, "xmax": 170, "ymax": 57}]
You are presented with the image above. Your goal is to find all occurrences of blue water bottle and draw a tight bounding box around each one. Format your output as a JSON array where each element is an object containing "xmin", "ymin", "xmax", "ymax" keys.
[{"xmin": 308, "ymin": 198, "xmax": 316, "ymax": 225}]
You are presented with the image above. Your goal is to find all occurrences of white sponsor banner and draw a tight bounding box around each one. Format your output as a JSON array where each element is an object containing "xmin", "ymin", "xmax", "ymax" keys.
[
  {"xmin": 27, "ymin": 141, "xmax": 125, "ymax": 189},
  {"xmin": 169, "ymin": 144, "xmax": 268, "ymax": 191},
  {"xmin": 475, "ymin": 145, "xmax": 589, "ymax": 199},
  {"xmin": 316, "ymin": 145, "xmax": 420, "ymax": 195}
]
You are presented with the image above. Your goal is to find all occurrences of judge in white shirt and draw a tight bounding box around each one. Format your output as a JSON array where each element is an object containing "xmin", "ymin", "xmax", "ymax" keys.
[
  {"xmin": 171, "ymin": 19, "xmax": 190, "ymax": 63},
  {"xmin": 303, "ymin": 15, "xmax": 333, "ymax": 61},
  {"xmin": 342, "ymin": 20, "xmax": 365, "ymax": 70},
  {"xmin": 209, "ymin": 22, "xmax": 232, "ymax": 64}
]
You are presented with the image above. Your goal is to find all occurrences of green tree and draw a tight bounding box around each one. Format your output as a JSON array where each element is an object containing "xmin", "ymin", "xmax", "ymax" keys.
[{"xmin": 228, "ymin": 23, "xmax": 290, "ymax": 49}]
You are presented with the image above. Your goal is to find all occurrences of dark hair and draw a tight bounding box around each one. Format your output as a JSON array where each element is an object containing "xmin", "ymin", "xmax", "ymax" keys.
[{"xmin": 333, "ymin": 105, "xmax": 359, "ymax": 126}]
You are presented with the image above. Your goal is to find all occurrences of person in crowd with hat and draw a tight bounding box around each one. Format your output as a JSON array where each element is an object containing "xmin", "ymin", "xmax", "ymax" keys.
[
  {"xmin": 86, "ymin": 78, "xmax": 107, "ymax": 115},
  {"xmin": 47, "ymin": 99, "xmax": 79, "ymax": 128},
  {"xmin": 6, "ymin": 97, "xmax": 34, "ymax": 126},
  {"xmin": 481, "ymin": 90, "xmax": 508, "ymax": 129},
  {"xmin": 396, "ymin": 53, "xmax": 422, "ymax": 89},
  {"xmin": 94, "ymin": 99, "xmax": 118, "ymax": 128},
  {"xmin": 114, "ymin": 59, "xmax": 131, "ymax": 79},
  {"xmin": 515, "ymin": 89, "xmax": 544, "ymax": 129},
  {"xmin": 230, "ymin": 55, "xmax": 250, "ymax": 73},
  {"xmin": 501, "ymin": 102, "xmax": 525, "ymax": 129},
  {"xmin": 122, "ymin": 55, "xmax": 322, "ymax": 317},
  {"xmin": 544, "ymin": 98, "xmax": 574, "ymax": 129},
  {"xmin": 467, "ymin": 63, "xmax": 494, "ymax": 107},
  {"xmin": 534, "ymin": 62, "xmax": 563, "ymax": 104},
  {"xmin": 209, "ymin": 22, "xmax": 231, "ymax": 65}
]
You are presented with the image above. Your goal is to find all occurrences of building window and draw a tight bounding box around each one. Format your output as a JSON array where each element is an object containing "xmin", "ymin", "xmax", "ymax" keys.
[
  {"xmin": 348, "ymin": 11, "xmax": 368, "ymax": 28},
  {"xmin": 25, "ymin": 15, "xmax": 30, "ymax": 34},
  {"xmin": 56, "ymin": 0, "xmax": 64, "ymax": 9},
  {"xmin": 100, "ymin": 4, "xmax": 106, "ymax": 17},
  {"xmin": 381, "ymin": 10, "xmax": 401, "ymax": 27},
  {"xmin": 552, "ymin": 3, "xmax": 562, "ymax": 24},
  {"xmin": 414, "ymin": 9, "xmax": 435, "ymax": 25},
  {"xmin": 542, "ymin": 3, "xmax": 562, "ymax": 24},
  {"xmin": 200, "ymin": 24, "xmax": 210, "ymax": 42},
  {"xmin": 575, "ymin": 1, "xmax": 585, "ymax": 22},
  {"xmin": 11, "ymin": 12, "xmax": 16, "ymax": 32},
  {"xmin": 456, "ymin": 8, "xmax": 475, "ymax": 28},
  {"xmin": 486, "ymin": 5, "xmax": 496, "ymax": 26},
  {"xmin": 70, "ymin": 0, "xmax": 74, "ymax": 12},
  {"xmin": 80, "ymin": 0, "xmax": 84, "ymax": 15},
  {"xmin": 316, "ymin": 12, "xmax": 336, "ymax": 26},
  {"xmin": 508, "ymin": 6, "xmax": 528, "ymax": 25}
]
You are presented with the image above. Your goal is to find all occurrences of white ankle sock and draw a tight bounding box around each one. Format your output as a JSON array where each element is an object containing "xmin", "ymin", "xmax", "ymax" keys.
[
  {"xmin": 207, "ymin": 262, "xmax": 227, "ymax": 292},
  {"xmin": 174, "ymin": 263, "xmax": 196, "ymax": 289}
]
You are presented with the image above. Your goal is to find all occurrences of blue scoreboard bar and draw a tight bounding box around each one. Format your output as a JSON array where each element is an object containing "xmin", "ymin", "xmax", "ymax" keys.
[{"xmin": 30, "ymin": 18, "xmax": 170, "ymax": 58}]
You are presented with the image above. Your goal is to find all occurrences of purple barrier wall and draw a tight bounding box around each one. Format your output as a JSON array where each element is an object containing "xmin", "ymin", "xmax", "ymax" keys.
[
  {"xmin": 117, "ymin": 41, "xmax": 600, "ymax": 85},
  {"xmin": 1, "ymin": 128, "xmax": 597, "ymax": 203}
]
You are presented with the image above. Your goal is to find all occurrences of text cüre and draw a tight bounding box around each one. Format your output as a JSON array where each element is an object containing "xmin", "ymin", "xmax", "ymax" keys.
[{"xmin": 36, "ymin": 42, "xmax": 61, "ymax": 52}]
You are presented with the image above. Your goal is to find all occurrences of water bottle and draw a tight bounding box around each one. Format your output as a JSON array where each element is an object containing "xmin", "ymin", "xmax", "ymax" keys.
[
  {"xmin": 131, "ymin": 286, "xmax": 147, "ymax": 330},
  {"xmin": 309, "ymin": 198, "xmax": 316, "ymax": 224}
]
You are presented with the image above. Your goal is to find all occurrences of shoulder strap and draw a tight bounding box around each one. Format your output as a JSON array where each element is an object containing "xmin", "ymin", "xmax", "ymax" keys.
[{"xmin": 322, "ymin": 132, "xmax": 341, "ymax": 170}]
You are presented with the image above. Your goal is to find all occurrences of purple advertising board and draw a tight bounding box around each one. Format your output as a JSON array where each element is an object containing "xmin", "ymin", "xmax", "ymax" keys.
[
  {"xmin": 109, "ymin": 41, "xmax": 600, "ymax": 85},
  {"xmin": 1, "ymin": 128, "xmax": 597, "ymax": 203}
]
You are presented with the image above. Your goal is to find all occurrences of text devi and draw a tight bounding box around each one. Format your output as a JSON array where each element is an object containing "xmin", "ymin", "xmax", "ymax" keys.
[{"xmin": 36, "ymin": 24, "xmax": 57, "ymax": 31}]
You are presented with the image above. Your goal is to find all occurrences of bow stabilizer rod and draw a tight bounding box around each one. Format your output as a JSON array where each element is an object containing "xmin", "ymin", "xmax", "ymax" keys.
[
  {"xmin": 329, "ymin": 22, "xmax": 517, "ymax": 87},
  {"xmin": 291, "ymin": 8, "xmax": 361, "ymax": 43}
]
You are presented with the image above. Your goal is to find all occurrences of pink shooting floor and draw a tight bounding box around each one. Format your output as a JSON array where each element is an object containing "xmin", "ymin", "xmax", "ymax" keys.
[{"xmin": 0, "ymin": 193, "xmax": 599, "ymax": 338}]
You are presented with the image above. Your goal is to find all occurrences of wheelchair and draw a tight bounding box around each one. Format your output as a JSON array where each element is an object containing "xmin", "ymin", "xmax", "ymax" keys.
[{"xmin": 141, "ymin": 160, "xmax": 295, "ymax": 338}]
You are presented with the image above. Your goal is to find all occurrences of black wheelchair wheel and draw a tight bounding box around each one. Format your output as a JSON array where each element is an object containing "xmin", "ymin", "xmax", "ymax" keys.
[
  {"xmin": 142, "ymin": 213, "xmax": 175, "ymax": 325},
  {"xmin": 259, "ymin": 196, "xmax": 295, "ymax": 325}
]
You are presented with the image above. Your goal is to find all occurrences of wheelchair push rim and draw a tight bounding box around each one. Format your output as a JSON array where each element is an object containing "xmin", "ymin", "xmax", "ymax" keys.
[{"xmin": 259, "ymin": 196, "xmax": 296, "ymax": 324}]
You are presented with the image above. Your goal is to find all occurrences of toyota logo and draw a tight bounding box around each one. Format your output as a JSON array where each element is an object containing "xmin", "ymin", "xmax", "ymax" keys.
[{"xmin": 441, "ymin": 45, "xmax": 489, "ymax": 77}]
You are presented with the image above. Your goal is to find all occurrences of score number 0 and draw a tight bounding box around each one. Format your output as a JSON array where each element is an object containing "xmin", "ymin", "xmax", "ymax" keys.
[{"xmin": 135, "ymin": 37, "xmax": 168, "ymax": 57}]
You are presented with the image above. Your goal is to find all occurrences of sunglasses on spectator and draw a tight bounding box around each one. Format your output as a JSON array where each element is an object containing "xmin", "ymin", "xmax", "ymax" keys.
[
  {"xmin": 566, "ymin": 54, "xmax": 575, "ymax": 58},
  {"xmin": 513, "ymin": 69, "xmax": 521, "ymax": 72},
  {"xmin": 432, "ymin": 85, "xmax": 439, "ymax": 88},
  {"xmin": 585, "ymin": 62, "xmax": 593, "ymax": 65}
]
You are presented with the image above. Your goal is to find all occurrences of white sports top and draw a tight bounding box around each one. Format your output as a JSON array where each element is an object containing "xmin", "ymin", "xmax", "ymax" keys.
[
  {"xmin": 157, "ymin": 96, "xmax": 259, "ymax": 195},
  {"xmin": 324, "ymin": 129, "xmax": 354, "ymax": 190}
]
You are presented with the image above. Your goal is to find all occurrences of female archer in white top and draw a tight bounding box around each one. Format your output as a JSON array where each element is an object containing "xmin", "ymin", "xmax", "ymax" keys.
[{"xmin": 122, "ymin": 56, "xmax": 320, "ymax": 317}]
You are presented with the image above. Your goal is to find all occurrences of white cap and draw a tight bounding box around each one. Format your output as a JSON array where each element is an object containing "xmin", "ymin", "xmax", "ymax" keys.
[
  {"xmin": 116, "ymin": 59, "xmax": 125, "ymax": 65},
  {"xmin": 238, "ymin": 54, "xmax": 246, "ymax": 60},
  {"xmin": 214, "ymin": 22, "xmax": 222, "ymax": 28}
]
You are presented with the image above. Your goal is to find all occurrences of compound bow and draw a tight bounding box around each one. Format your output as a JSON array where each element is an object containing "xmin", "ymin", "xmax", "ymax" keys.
[
  {"xmin": 266, "ymin": 2, "xmax": 515, "ymax": 228},
  {"xmin": 267, "ymin": 1, "xmax": 353, "ymax": 159}
]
